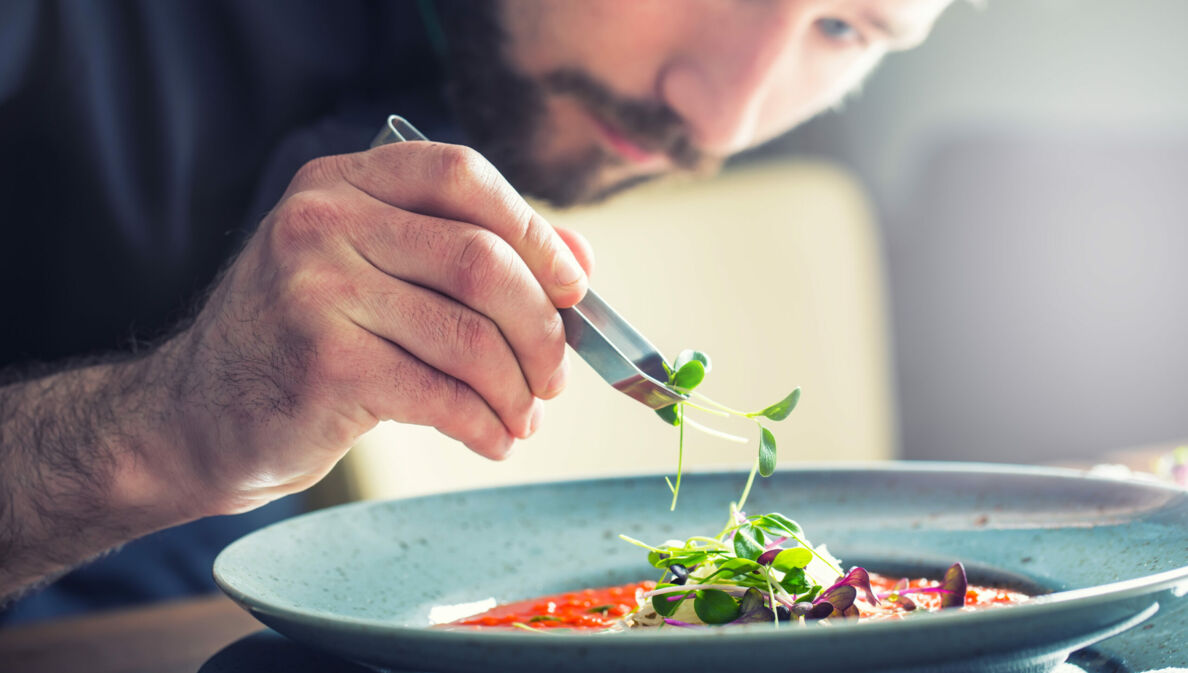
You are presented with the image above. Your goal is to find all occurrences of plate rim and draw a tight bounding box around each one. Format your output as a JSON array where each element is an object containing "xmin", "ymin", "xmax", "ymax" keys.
[{"xmin": 213, "ymin": 461, "xmax": 1188, "ymax": 645}]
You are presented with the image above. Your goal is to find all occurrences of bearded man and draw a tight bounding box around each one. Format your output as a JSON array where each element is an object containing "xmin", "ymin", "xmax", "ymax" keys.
[{"xmin": 0, "ymin": 0, "xmax": 952, "ymax": 621}]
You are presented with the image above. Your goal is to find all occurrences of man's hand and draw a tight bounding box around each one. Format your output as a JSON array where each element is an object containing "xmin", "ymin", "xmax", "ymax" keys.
[
  {"xmin": 0, "ymin": 142, "xmax": 593, "ymax": 601},
  {"xmin": 156, "ymin": 142, "xmax": 594, "ymax": 514}
]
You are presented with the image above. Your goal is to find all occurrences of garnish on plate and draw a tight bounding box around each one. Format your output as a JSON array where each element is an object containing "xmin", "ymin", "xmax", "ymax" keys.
[
  {"xmin": 617, "ymin": 505, "xmax": 994, "ymax": 629},
  {"xmin": 654, "ymin": 349, "xmax": 801, "ymax": 509}
]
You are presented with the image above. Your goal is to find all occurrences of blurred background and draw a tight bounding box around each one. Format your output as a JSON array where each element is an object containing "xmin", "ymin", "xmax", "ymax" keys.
[
  {"xmin": 341, "ymin": 0, "xmax": 1188, "ymax": 500},
  {"xmin": 750, "ymin": 0, "xmax": 1188, "ymax": 465}
]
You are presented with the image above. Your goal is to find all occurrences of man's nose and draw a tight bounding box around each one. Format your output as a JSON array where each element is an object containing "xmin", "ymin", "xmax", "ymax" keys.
[{"xmin": 658, "ymin": 13, "xmax": 797, "ymax": 157}]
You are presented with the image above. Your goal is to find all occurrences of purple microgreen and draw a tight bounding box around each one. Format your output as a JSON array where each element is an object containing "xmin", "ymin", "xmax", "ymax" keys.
[
  {"xmin": 940, "ymin": 563, "xmax": 968, "ymax": 609},
  {"xmin": 758, "ymin": 425, "xmax": 777, "ymax": 477},
  {"xmin": 805, "ymin": 601, "xmax": 835, "ymax": 620},
  {"xmin": 731, "ymin": 588, "xmax": 777, "ymax": 624},
  {"xmin": 824, "ymin": 567, "xmax": 880, "ymax": 606},
  {"xmin": 814, "ymin": 584, "xmax": 857, "ymax": 616},
  {"xmin": 764, "ymin": 536, "xmax": 789, "ymax": 550},
  {"xmin": 757, "ymin": 548, "xmax": 781, "ymax": 566},
  {"xmin": 738, "ymin": 587, "xmax": 766, "ymax": 615},
  {"xmin": 885, "ymin": 592, "xmax": 917, "ymax": 611},
  {"xmin": 693, "ymin": 589, "xmax": 741, "ymax": 624},
  {"xmin": 789, "ymin": 601, "xmax": 816, "ymax": 617}
]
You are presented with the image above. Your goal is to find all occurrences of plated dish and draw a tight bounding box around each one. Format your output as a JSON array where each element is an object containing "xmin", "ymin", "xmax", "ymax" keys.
[
  {"xmin": 442, "ymin": 506, "xmax": 1030, "ymax": 632},
  {"xmin": 214, "ymin": 464, "xmax": 1188, "ymax": 673}
]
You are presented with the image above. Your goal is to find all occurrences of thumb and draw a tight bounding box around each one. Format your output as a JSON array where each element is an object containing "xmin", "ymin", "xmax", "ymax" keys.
[{"xmin": 554, "ymin": 226, "xmax": 595, "ymax": 280}]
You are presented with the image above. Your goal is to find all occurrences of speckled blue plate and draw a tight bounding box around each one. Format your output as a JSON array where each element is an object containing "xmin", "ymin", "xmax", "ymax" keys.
[{"xmin": 214, "ymin": 463, "xmax": 1188, "ymax": 673}]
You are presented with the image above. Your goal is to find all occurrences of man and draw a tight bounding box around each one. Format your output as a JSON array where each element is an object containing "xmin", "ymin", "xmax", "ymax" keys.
[{"xmin": 0, "ymin": 0, "xmax": 952, "ymax": 620}]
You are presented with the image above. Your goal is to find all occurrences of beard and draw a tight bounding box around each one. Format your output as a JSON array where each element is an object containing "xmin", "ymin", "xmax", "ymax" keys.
[{"xmin": 435, "ymin": 2, "xmax": 721, "ymax": 208}]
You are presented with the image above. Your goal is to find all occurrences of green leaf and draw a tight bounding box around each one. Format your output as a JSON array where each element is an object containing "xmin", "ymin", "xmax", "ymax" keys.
[
  {"xmin": 780, "ymin": 568, "xmax": 812, "ymax": 595},
  {"xmin": 651, "ymin": 584, "xmax": 690, "ymax": 617},
  {"xmin": 673, "ymin": 349, "xmax": 712, "ymax": 375},
  {"xmin": 732, "ymin": 526, "xmax": 765, "ymax": 561},
  {"xmin": 772, "ymin": 547, "xmax": 813, "ymax": 572},
  {"xmin": 758, "ymin": 425, "xmax": 777, "ymax": 477},
  {"xmin": 799, "ymin": 584, "xmax": 823, "ymax": 603},
  {"xmin": 658, "ymin": 552, "xmax": 709, "ymax": 568},
  {"xmin": 587, "ymin": 604, "xmax": 614, "ymax": 614},
  {"xmin": 751, "ymin": 388, "xmax": 801, "ymax": 421},
  {"xmin": 655, "ymin": 404, "xmax": 681, "ymax": 426},
  {"xmin": 671, "ymin": 359, "xmax": 706, "ymax": 391},
  {"xmin": 704, "ymin": 557, "xmax": 762, "ymax": 581},
  {"xmin": 693, "ymin": 589, "xmax": 740, "ymax": 624},
  {"xmin": 755, "ymin": 513, "xmax": 804, "ymax": 539},
  {"xmin": 529, "ymin": 615, "xmax": 562, "ymax": 622}
]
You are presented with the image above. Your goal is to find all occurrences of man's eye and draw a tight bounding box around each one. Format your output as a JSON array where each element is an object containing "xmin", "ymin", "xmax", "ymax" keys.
[{"xmin": 816, "ymin": 17, "xmax": 859, "ymax": 42}]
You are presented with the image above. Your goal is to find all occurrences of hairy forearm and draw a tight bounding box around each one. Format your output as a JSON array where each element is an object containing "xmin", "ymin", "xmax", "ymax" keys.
[{"xmin": 0, "ymin": 354, "xmax": 203, "ymax": 603}]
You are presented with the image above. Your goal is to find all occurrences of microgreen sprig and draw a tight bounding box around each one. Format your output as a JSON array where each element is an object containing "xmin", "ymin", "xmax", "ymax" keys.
[
  {"xmin": 655, "ymin": 349, "xmax": 801, "ymax": 509},
  {"xmin": 620, "ymin": 508, "xmax": 851, "ymax": 628}
]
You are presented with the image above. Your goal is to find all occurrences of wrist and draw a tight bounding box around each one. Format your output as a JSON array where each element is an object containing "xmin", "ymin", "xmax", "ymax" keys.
[{"xmin": 97, "ymin": 349, "xmax": 217, "ymax": 525}]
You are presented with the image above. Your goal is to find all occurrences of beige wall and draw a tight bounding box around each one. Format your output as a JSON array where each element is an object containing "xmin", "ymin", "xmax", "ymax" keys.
[{"xmin": 341, "ymin": 159, "xmax": 894, "ymax": 500}]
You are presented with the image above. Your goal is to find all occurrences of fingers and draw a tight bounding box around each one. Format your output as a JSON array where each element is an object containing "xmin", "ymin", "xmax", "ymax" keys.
[
  {"xmin": 343, "ymin": 194, "xmax": 569, "ymax": 400},
  {"xmin": 351, "ymin": 333, "xmax": 517, "ymax": 460},
  {"xmin": 339, "ymin": 262, "xmax": 541, "ymax": 440},
  {"xmin": 342, "ymin": 142, "xmax": 590, "ymax": 309},
  {"xmin": 554, "ymin": 225, "xmax": 596, "ymax": 279}
]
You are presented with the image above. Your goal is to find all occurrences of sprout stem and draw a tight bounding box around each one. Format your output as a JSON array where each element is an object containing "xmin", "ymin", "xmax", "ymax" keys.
[
  {"xmin": 737, "ymin": 458, "xmax": 760, "ymax": 511},
  {"xmin": 681, "ymin": 401, "xmax": 732, "ymax": 418},
  {"xmin": 683, "ymin": 416, "xmax": 749, "ymax": 443},
  {"xmin": 692, "ymin": 392, "xmax": 749, "ymax": 417},
  {"xmin": 670, "ymin": 405, "xmax": 685, "ymax": 511}
]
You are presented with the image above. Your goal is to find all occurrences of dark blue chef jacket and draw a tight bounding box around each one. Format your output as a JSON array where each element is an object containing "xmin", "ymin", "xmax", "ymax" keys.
[{"xmin": 0, "ymin": 0, "xmax": 457, "ymax": 624}]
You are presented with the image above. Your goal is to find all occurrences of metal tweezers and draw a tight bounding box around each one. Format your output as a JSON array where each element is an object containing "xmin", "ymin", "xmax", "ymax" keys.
[{"xmin": 371, "ymin": 115, "xmax": 687, "ymax": 410}]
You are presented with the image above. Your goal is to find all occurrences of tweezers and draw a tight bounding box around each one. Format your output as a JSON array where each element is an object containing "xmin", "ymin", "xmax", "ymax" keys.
[{"xmin": 371, "ymin": 115, "xmax": 687, "ymax": 410}]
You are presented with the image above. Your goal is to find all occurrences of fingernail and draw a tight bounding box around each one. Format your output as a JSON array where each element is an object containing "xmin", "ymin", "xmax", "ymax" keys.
[
  {"xmin": 544, "ymin": 356, "xmax": 569, "ymax": 397},
  {"xmin": 528, "ymin": 400, "xmax": 545, "ymax": 436},
  {"xmin": 553, "ymin": 252, "xmax": 584, "ymax": 288},
  {"xmin": 498, "ymin": 433, "xmax": 516, "ymax": 459}
]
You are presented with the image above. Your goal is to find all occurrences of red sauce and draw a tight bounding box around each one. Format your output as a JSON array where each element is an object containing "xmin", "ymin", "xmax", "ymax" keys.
[
  {"xmin": 446, "ymin": 573, "xmax": 1028, "ymax": 630},
  {"xmin": 450, "ymin": 581, "xmax": 656, "ymax": 630},
  {"xmin": 860, "ymin": 573, "xmax": 1029, "ymax": 621}
]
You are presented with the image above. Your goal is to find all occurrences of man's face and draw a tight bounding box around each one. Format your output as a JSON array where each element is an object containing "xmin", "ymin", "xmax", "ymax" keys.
[{"xmin": 442, "ymin": 0, "xmax": 953, "ymax": 207}]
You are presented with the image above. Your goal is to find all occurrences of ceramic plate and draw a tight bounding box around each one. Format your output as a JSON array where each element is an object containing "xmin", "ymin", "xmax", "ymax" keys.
[{"xmin": 214, "ymin": 463, "xmax": 1188, "ymax": 673}]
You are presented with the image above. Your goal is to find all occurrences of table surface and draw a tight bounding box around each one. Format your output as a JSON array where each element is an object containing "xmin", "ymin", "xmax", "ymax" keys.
[{"xmin": 1, "ymin": 446, "xmax": 1183, "ymax": 673}]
